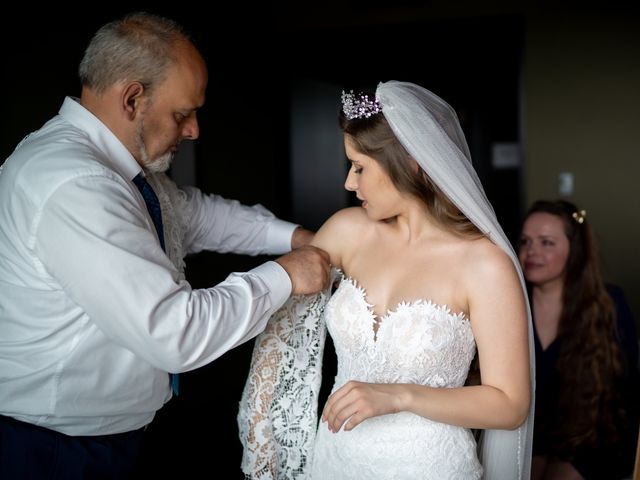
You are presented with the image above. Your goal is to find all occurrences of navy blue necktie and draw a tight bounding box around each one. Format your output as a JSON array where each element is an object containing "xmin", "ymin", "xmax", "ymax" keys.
[
  {"xmin": 132, "ymin": 173, "xmax": 165, "ymax": 251},
  {"xmin": 132, "ymin": 173, "xmax": 179, "ymax": 396}
]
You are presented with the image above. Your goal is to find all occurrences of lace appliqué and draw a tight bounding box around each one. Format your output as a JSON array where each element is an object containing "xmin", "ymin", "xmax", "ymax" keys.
[
  {"xmin": 310, "ymin": 277, "xmax": 482, "ymax": 479},
  {"xmin": 239, "ymin": 269, "xmax": 532, "ymax": 479},
  {"xmin": 238, "ymin": 275, "xmax": 336, "ymax": 480},
  {"xmin": 146, "ymin": 173, "xmax": 188, "ymax": 280}
]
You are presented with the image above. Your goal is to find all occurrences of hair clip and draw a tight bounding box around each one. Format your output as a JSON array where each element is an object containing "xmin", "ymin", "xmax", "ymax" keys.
[
  {"xmin": 572, "ymin": 209, "xmax": 587, "ymax": 224},
  {"xmin": 341, "ymin": 90, "xmax": 382, "ymax": 120}
]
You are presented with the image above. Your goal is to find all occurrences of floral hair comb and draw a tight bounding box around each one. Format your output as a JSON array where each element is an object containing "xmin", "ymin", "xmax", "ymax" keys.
[{"xmin": 572, "ymin": 209, "xmax": 587, "ymax": 224}]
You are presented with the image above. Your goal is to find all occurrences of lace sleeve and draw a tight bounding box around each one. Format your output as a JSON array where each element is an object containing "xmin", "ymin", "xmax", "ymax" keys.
[{"xmin": 238, "ymin": 274, "xmax": 336, "ymax": 479}]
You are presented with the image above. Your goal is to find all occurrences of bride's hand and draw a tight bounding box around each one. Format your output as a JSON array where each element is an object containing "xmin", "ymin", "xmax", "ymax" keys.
[{"xmin": 321, "ymin": 380, "xmax": 404, "ymax": 432}]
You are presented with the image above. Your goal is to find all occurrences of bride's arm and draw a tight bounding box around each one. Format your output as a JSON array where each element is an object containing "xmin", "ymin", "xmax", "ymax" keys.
[
  {"xmin": 310, "ymin": 207, "xmax": 368, "ymax": 270},
  {"xmin": 321, "ymin": 241, "xmax": 531, "ymax": 432}
]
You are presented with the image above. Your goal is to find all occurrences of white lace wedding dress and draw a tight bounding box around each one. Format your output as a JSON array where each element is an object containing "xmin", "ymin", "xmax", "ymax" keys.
[
  {"xmin": 310, "ymin": 276, "xmax": 482, "ymax": 479},
  {"xmin": 238, "ymin": 272, "xmax": 483, "ymax": 479},
  {"xmin": 239, "ymin": 81, "xmax": 535, "ymax": 479}
]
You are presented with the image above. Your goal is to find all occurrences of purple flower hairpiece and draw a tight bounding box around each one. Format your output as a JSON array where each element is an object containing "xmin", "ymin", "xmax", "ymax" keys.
[{"xmin": 341, "ymin": 90, "xmax": 382, "ymax": 120}]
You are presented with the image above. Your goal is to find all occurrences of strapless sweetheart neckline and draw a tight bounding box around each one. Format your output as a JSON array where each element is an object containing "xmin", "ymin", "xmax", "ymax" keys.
[{"xmin": 340, "ymin": 274, "xmax": 467, "ymax": 319}]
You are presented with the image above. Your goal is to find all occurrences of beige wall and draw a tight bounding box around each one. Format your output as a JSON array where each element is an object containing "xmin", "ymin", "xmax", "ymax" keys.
[{"xmin": 523, "ymin": 12, "xmax": 640, "ymax": 324}]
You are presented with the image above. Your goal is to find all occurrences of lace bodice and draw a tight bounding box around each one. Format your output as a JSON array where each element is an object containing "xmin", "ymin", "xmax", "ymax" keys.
[
  {"xmin": 146, "ymin": 172, "xmax": 188, "ymax": 280},
  {"xmin": 310, "ymin": 277, "xmax": 482, "ymax": 479},
  {"xmin": 327, "ymin": 276, "xmax": 476, "ymax": 388}
]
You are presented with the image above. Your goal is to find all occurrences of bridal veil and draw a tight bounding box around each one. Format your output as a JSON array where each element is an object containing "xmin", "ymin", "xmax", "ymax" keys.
[{"xmin": 238, "ymin": 80, "xmax": 535, "ymax": 479}]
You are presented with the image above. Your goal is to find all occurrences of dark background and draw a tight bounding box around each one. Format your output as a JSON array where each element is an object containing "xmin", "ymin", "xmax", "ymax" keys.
[{"xmin": 3, "ymin": 3, "xmax": 526, "ymax": 477}]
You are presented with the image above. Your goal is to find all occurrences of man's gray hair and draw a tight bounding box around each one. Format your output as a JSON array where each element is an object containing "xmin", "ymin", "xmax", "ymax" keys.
[{"xmin": 78, "ymin": 12, "xmax": 186, "ymax": 96}]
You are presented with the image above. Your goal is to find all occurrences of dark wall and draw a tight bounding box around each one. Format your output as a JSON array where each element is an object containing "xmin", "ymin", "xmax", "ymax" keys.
[
  {"xmin": 3, "ymin": 6, "xmax": 524, "ymax": 478},
  {"xmin": 177, "ymin": 12, "xmax": 525, "ymax": 479}
]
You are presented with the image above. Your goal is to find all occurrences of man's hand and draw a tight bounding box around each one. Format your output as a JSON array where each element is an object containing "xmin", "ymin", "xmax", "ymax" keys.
[
  {"xmin": 291, "ymin": 227, "xmax": 315, "ymax": 249},
  {"xmin": 275, "ymin": 245, "xmax": 330, "ymax": 295}
]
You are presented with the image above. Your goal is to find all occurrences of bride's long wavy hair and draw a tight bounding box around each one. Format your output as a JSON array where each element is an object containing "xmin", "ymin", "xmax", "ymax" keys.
[{"xmin": 339, "ymin": 106, "xmax": 481, "ymax": 239}]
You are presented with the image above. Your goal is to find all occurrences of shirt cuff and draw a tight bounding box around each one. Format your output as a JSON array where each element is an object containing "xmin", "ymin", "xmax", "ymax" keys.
[
  {"xmin": 266, "ymin": 219, "xmax": 299, "ymax": 254},
  {"xmin": 249, "ymin": 260, "xmax": 292, "ymax": 308}
]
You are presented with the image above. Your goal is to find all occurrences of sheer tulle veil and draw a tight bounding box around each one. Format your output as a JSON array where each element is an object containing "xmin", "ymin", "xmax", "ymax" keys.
[
  {"xmin": 377, "ymin": 80, "xmax": 535, "ymax": 479},
  {"xmin": 238, "ymin": 80, "xmax": 535, "ymax": 479}
]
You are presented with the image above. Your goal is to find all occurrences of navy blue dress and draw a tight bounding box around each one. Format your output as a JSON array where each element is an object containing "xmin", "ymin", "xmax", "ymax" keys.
[{"xmin": 531, "ymin": 284, "xmax": 640, "ymax": 479}]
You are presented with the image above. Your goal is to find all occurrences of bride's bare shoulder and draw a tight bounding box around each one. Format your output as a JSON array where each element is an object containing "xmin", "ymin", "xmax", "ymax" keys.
[
  {"xmin": 461, "ymin": 236, "xmax": 521, "ymax": 292},
  {"xmin": 311, "ymin": 207, "xmax": 371, "ymax": 266},
  {"xmin": 314, "ymin": 207, "xmax": 371, "ymax": 242}
]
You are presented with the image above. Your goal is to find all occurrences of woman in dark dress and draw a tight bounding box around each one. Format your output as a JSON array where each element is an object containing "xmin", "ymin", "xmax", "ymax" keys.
[{"xmin": 518, "ymin": 199, "xmax": 639, "ymax": 479}]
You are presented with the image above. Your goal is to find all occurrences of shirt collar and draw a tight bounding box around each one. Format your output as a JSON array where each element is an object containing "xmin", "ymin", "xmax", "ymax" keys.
[{"xmin": 58, "ymin": 97, "xmax": 142, "ymax": 181}]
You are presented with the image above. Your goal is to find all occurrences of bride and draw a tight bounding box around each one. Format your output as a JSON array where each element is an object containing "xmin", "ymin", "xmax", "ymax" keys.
[{"xmin": 238, "ymin": 80, "xmax": 535, "ymax": 479}]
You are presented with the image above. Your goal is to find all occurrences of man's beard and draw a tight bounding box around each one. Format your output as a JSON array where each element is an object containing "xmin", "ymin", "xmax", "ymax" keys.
[{"xmin": 136, "ymin": 122, "xmax": 174, "ymax": 174}]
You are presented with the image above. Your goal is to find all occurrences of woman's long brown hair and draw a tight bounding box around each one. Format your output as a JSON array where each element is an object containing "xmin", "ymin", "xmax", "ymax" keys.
[{"xmin": 526, "ymin": 200, "xmax": 628, "ymax": 458}]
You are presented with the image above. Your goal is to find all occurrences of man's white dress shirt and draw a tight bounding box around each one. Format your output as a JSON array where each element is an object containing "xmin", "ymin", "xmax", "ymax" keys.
[{"xmin": 0, "ymin": 97, "xmax": 296, "ymax": 435}]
